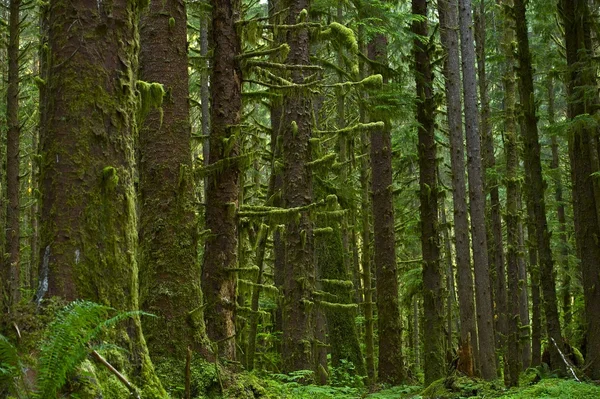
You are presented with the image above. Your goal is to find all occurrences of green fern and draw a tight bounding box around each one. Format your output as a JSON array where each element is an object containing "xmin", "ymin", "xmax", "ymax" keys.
[
  {"xmin": 35, "ymin": 300, "xmax": 152, "ymax": 399},
  {"xmin": 0, "ymin": 333, "xmax": 22, "ymax": 396}
]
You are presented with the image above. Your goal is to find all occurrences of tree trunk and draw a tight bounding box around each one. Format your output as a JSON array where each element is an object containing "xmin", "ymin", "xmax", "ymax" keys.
[
  {"xmin": 413, "ymin": 0, "xmax": 444, "ymax": 384},
  {"xmin": 138, "ymin": 0, "xmax": 211, "ymax": 360},
  {"xmin": 38, "ymin": 0, "xmax": 165, "ymax": 393},
  {"xmin": 475, "ymin": 3, "xmax": 506, "ymax": 369},
  {"xmin": 280, "ymin": 0, "xmax": 316, "ymax": 374},
  {"xmin": 202, "ymin": 0, "xmax": 243, "ymax": 361},
  {"xmin": 514, "ymin": 0, "xmax": 565, "ymax": 374},
  {"xmin": 5, "ymin": 0, "xmax": 21, "ymax": 309},
  {"xmin": 526, "ymin": 208, "xmax": 542, "ymax": 367},
  {"xmin": 500, "ymin": 1, "xmax": 521, "ymax": 384},
  {"xmin": 368, "ymin": 32, "xmax": 407, "ymax": 386},
  {"xmin": 458, "ymin": 0, "xmax": 497, "ymax": 380},
  {"xmin": 560, "ymin": 0, "xmax": 600, "ymax": 379},
  {"xmin": 517, "ymin": 205, "xmax": 531, "ymax": 369},
  {"xmin": 438, "ymin": 0, "xmax": 477, "ymax": 376}
]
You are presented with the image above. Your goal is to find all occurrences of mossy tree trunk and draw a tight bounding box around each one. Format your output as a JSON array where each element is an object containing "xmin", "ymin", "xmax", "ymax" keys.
[
  {"xmin": 458, "ymin": 0, "xmax": 497, "ymax": 380},
  {"xmin": 280, "ymin": 0, "xmax": 316, "ymax": 374},
  {"xmin": 560, "ymin": 0, "xmax": 600, "ymax": 379},
  {"xmin": 500, "ymin": 0, "xmax": 521, "ymax": 384},
  {"xmin": 547, "ymin": 79, "xmax": 571, "ymax": 332},
  {"xmin": 413, "ymin": 0, "xmax": 444, "ymax": 384},
  {"xmin": 367, "ymin": 31, "xmax": 407, "ymax": 387},
  {"xmin": 202, "ymin": 0, "xmax": 242, "ymax": 361},
  {"xmin": 514, "ymin": 0, "xmax": 565, "ymax": 374},
  {"xmin": 138, "ymin": 0, "xmax": 210, "ymax": 360},
  {"xmin": 438, "ymin": 0, "xmax": 478, "ymax": 376},
  {"xmin": 38, "ymin": 0, "xmax": 166, "ymax": 394},
  {"xmin": 4, "ymin": 0, "xmax": 21, "ymax": 310},
  {"xmin": 475, "ymin": 3, "xmax": 507, "ymax": 370}
]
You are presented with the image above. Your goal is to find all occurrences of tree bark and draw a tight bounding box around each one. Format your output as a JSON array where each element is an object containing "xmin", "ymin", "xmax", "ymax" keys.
[
  {"xmin": 202, "ymin": 0, "xmax": 243, "ymax": 361},
  {"xmin": 559, "ymin": 0, "xmax": 600, "ymax": 379},
  {"xmin": 514, "ymin": 0, "xmax": 565, "ymax": 374},
  {"xmin": 458, "ymin": 0, "xmax": 497, "ymax": 379},
  {"xmin": 38, "ymin": 0, "xmax": 166, "ymax": 393},
  {"xmin": 280, "ymin": 0, "xmax": 316, "ymax": 374},
  {"xmin": 475, "ymin": 3, "xmax": 507, "ymax": 369},
  {"xmin": 500, "ymin": 1, "xmax": 521, "ymax": 384},
  {"xmin": 138, "ymin": 0, "xmax": 211, "ymax": 360},
  {"xmin": 438, "ymin": 0, "xmax": 478, "ymax": 376},
  {"xmin": 413, "ymin": 0, "xmax": 445, "ymax": 384},
  {"xmin": 368, "ymin": 31, "xmax": 407, "ymax": 386},
  {"xmin": 5, "ymin": 0, "xmax": 21, "ymax": 309}
]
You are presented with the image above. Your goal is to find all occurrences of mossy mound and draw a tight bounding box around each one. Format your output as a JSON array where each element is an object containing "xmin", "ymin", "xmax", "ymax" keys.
[{"xmin": 420, "ymin": 375, "xmax": 501, "ymax": 398}]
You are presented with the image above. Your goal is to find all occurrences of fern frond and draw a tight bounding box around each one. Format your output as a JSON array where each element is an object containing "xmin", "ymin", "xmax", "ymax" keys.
[{"xmin": 34, "ymin": 300, "xmax": 151, "ymax": 399}]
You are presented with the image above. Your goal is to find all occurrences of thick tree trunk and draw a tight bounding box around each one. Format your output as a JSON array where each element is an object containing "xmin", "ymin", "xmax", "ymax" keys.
[
  {"xmin": 458, "ymin": 0, "xmax": 497, "ymax": 379},
  {"xmin": 500, "ymin": 1, "xmax": 521, "ymax": 384},
  {"xmin": 560, "ymin": 0, "xmax": 600, "ymax": 379},
  {"xmin": 514, "ymin": 0, "xmax": 565, "ymax": 374},
  {"xmin": 368, "ymin": 32, "xmax": 407, "ymax": 386},
  {"xmin": 202, "ymin": 0, "xmax": 242, "ymax": 361},
  {"xmin": 5, "ymin": 0, "xmax": 21, "ymax": 309},
  {"xmin": 413, "ymin": 0, "xmax": 444, "ymax": 384},
  {"xmin": 280, "ymin": 0, "xmax": 316, "ymax": 374},
  {"xmin": 138, "ymin": 0, "xmax": 210, "ymax": 360},
  {"xmin": 38, "ymin": 0, "xmax": 165, "ymax": 394},
  {"xmin": 438, "ymin": 0, "xmax": 477, "ymax": 376}
]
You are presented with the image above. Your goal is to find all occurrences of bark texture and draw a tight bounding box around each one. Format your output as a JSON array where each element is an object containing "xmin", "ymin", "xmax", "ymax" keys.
[
  {"xmin": 560, "ymin": 0, "xmax": 600, "ymax": 379},
  {"xmin": 413, "ymin": 0, "xmax": 444, "ymax": 384},
  {"xmin": 368, "ymin": 32, "xmax": 407, "ymax": 386},
  {"xmin": 38, "ymin": 0, "xmax": 165, "ymax": 394},
  {"xmin": 514, "ymin": 0, "xmax": 565, "ymax": 374},
  {"xmin": 4, "ymin": 0, "xmax": 21, "ymax": 309},
  {"xmin": 202, "ymin": 0, "xmax": 242, "ymax": 361},
  {"xmin": 139, "ymin": 0, "xmax": 210, "ymax": 360},
  {"xmin": 438, "ymin": 0, "xmax": 477, "ymax": 375},
  {"xmin": 458, "ymin": 0, "xmax": 497, "ymax": 379},
  {"xmin": 281, "ymin": 0, "xmax": 316, "ymax": 374}
]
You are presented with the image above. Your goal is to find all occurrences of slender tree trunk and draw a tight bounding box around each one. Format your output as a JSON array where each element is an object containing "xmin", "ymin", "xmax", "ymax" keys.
[
  {"xmin": 500, "ymin": 1, "xmax": 521, "ymax": 384},
  {"xmin": 441, "ymin": 200, "xmax": 458, "ymax": 353},
  {"xmin": 458, "ymin": 0, "xmax": 497, "ymax": 379},
  {"xmin": 38, "ymin": 0, "xmax": 165, "ymax": 393},
  {"xmin": 413, "ymin": 0, "xmax": 444, "ymax": 384},
  {"xmin": 517, "ymin": 215, "xmax": 531, "ymax": 369},
  {"xmin": 475, "ymin": 3, "xmax": 506, "ymax": 369},
  {"xmin": 526, "ymin": 210, "xmax": 542, "ymax": 367},
  {"xmin": 202, "ymin": 0, "xmax": 243, "ymax": 361},
  {"xmin": 560, "ymin": 0, "xmax": 600, "ymax": 379},
  {"xmin": 5, "ymin": 0, "xmax": 21, "ymax": 309},
  {"xmin": 200, "ymin": 0, "xmax": 210, "ymax": 189},
  {"xmin": 247, "ymin": 225, "xmax": 268, "ymax": 370},
  {"xmin": 547, "ymin": 78, "xmax": 571, "ymax": 331},
  {"xmin": 368, "ymin": 31, "xmax": 407, "ymax": 386},
  {"xmin": 514, "ymin": 0, "xmax": 565, "ymax": 374},
  {"xmin": 439, "ymin": 0, "xmax": 478, "ymax": 376},
  {"xmin": 138, "ymin": 0, "xmax": 210, "ymax": 360},
  {"xmin": 280, "ymin": 0, "xmax": 316, "ymax": 374}
]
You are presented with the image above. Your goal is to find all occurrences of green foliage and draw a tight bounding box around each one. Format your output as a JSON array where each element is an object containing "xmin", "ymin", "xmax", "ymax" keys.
[
  {"xmin": 0, "ymin": 334, "xmax": 24, "ymax": 396},
  {"xmin": 35, "ymin": 300, "xmax": 151, "ymax": 398}
]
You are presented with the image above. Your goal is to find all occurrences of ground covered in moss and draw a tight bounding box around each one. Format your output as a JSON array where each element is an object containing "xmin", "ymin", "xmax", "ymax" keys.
[{"xmin": 225, "ymin": 373, "xmax": 600, "ymax": 399}]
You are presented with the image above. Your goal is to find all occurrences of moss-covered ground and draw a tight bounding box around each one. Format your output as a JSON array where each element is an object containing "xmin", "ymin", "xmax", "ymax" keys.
[{"xmin": 221, "ymin": 372, "xmax": 600, "ymax": 399}]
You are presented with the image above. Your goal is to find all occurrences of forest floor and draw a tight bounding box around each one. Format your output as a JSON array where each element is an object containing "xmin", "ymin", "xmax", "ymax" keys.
[{"xmin": 241, "ymin": 373, "xmax": 600, "ymax": 399}]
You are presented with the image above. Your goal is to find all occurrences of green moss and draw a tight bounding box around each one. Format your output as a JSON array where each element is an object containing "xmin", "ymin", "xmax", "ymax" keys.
[
  {"xmin": 136, "ymin": 80, "xmax": 165, "ymax": 122},
  {"xmin": 168, "ymin": 17, "xmax": 175, "ymax": 29},
  {"xmin": 102, "ymin": 166, "xmax": 119, "ymax": 190},
  {"xmin": 360, "ymin": 74, "xmax": 383, "ymax": 90}
]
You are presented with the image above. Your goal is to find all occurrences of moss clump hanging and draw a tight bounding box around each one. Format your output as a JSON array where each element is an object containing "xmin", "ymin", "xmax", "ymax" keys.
[{"xmin": 136, "ymin": 80, "xmax": 165, "ymax": 122}]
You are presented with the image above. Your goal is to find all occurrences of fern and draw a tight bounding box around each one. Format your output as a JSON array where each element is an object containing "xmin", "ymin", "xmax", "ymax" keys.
[
  {"xmin": 0, "ymin": 334, "xmax": 22, "ymax": 395},
  {"xmin": 34, "ymin": 300, "xmax": 152, "ymax": 399}
]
